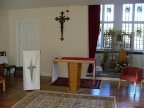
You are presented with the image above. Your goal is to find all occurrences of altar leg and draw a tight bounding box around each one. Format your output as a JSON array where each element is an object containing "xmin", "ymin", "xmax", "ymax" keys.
[{"xmin": 68, "ymin": 63, "xmax": 82, "ymax": 93}]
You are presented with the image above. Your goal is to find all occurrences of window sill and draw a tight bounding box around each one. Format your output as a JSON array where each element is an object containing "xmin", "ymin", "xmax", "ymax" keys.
[{"xmin": 96, "ymin": 50, "xmax": 144, "ymax": 55}]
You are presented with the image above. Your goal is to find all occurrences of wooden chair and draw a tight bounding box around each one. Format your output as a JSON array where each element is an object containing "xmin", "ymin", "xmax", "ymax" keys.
[
  {"xmin": 118, "ymin": 67, "xmax": 143, "ymax": 95},
  {"xmin": 0, "ymin": 64, "xmax": 5, "ymax": 92}
]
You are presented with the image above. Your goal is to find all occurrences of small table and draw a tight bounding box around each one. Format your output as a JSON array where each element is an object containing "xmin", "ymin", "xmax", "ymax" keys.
[
  {"xmin": 52, "ymin": 57, "xmax": 96, "ymax": 93},
  {"xmin": 4, "ymin": 64, "xmax": 15, "ymax": 78}
]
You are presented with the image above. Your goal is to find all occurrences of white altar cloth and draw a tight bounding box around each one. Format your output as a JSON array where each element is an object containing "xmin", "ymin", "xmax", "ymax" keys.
[
  {"xmin": 23, "ymin": 50, "xmax": 40, "ymax": 90},
  {"xmin": 52, "ymin": 63, "xmax": 102, "ymax": 82},
  {"xmin": 52, "ymin": 62, "xmax": 58, "ymax": 82}
]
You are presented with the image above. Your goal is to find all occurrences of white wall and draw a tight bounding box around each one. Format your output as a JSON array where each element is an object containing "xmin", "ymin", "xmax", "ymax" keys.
[
  {"xmin": 0, "ymin": 9, "xmax": 9, "ymax": 54},
  {"xmin": 9, "ymin": 6, "xmax": 89, "ymax": 77},
  {"xmin": 132, "ymin": 54, "xmax": 144, "ymax": 68}
]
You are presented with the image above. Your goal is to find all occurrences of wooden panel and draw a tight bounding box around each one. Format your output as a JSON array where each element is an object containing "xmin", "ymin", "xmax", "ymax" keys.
[
  {"xmin": 68, "ymin": 63, "xmax": 82, "ymax": 93},
  {"xmin": 52, "ymin": 58, "xmax": 95, "ymax": 64}
]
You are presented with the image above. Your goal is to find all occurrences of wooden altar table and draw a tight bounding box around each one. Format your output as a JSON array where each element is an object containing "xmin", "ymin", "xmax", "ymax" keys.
[{"xmin": 52, "ymin": 57, "xmax": 96, "ymax": 93}]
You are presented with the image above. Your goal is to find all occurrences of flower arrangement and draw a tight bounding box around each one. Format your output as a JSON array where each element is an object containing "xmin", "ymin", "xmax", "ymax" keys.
[
  {"xmin": 114, "ymin": 62, "xmax": 128, "ymax": 73},
  {"xmin": 115, "ymin": 48, "xmax": 128, "ymax": 73}
]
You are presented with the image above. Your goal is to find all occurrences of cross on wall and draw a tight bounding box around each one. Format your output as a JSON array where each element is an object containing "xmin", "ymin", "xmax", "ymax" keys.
[{"xmin": 55, "ymin": 11, "xmax": 70, "ymax": 41}]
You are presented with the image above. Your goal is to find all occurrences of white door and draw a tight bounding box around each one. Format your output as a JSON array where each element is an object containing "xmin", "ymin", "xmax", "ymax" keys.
[{"xmin": 16, "ymin": 21, "xmax": 39, "ymax": 66}]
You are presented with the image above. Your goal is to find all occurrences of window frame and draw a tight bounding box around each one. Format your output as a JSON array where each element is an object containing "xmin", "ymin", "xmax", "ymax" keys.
[{"xmin": 97, "ymin": 3, "xmax": 144, "ymax": 52}]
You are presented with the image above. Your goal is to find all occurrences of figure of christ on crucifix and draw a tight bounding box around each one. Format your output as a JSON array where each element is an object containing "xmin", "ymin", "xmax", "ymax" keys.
[
  {"xmin": 27, "ymin": 60, "xmax": 36, "ymax": 81},
  {"xmin": 55, "ymin": 11, "xmax": 70, "ymax": 41}
]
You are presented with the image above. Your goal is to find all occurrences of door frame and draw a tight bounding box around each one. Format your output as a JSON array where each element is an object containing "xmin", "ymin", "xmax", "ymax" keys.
[{"xmin": 16, "ymin": 20, "xmax": 39, "ymax": 66}]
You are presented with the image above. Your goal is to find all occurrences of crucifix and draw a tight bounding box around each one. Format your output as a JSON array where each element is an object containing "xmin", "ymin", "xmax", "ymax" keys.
[
  {"xmin": 55, "ymin": 11, "xmax": 70, "ymax": 41},
  {"xmin": 27, "ymin": 60, "xmax": 36, "ymax": 81}
]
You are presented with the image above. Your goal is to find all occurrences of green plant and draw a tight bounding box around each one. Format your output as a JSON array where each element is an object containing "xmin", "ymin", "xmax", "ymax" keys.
[
  {"xmin": 104, "ymin": 29, "xmax": 126, "ymax": 37},
  {"xmin": 103, "ymin": 29, "xmax": 126, "ymax": 48},
  {"xmin": 136, "ymin": 29, "xmax": 142, "ymax": 36},
  {"xmin": 101, "ymin": 50, "xmax": 108, "ymax": 63},
  {"xmin": 100, "ymin": 50, "xmax": 109, "ymax": 69}
]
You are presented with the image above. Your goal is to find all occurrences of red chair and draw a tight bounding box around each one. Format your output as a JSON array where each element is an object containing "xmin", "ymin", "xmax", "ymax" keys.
[
  {"xmin": 118, "ymin": 67, "xmax": 143, "ymax": 95},
  {"xmin": 0, "ymin": 64, "xmax": 5, "ymax": 92}
]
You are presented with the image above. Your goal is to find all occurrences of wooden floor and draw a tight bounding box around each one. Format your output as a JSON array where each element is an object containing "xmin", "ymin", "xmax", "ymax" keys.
[{"xmin": 0, "ymin": 76, "xmax": 144, "ymax": 108}]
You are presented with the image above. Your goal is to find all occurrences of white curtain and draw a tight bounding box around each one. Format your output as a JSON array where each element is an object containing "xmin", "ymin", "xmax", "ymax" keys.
[{"xmin": 23, "ymin": 50, "xmax": 40, "ymax": 90}]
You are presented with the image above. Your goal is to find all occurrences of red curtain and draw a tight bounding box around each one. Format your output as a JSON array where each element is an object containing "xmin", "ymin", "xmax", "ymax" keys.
[{"xmin": 87, "ymin": 5, "xmax": 100, "ymax": 73}]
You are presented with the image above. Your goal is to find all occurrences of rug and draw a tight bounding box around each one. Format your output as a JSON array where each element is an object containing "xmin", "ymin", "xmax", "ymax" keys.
[
  {"xmin": 50, "ymin": 77, "xmax": 101, "ymax": 89},
  {"xmin": 11, "ymin": 90, "xmax": 117, "ymax": 108}
]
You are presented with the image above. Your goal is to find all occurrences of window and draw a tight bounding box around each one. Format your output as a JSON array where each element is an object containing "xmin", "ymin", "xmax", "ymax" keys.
[
  {"xmin": 97, "ymin": 3, "xmax": 144, "ymax": 51},
  {"xmin": 97, "ymin": 4, "xmax": 114, "ymax": 49}
]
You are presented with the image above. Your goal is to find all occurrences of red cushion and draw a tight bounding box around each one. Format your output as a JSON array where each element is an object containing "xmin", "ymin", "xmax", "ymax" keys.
[
  {"xmin": 0, "ymin": 77, "xmax": 4, "ymax": 80},
  {"xmin": 121, "ymin": 75, "xmax": 138, "ymax": 82},
  {"xmin": 120, "ymin": 67, "xmax": 142, "ymax": 82}
]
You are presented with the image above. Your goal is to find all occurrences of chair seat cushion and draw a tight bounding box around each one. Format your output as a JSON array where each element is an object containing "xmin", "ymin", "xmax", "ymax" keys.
[
  {"xmin": 0, "ymin": 77, "xmax": 4, "ymax": 80},
  {"xmin": 120, "ymin": 75, "xmax": 139, "ymax": 82}
]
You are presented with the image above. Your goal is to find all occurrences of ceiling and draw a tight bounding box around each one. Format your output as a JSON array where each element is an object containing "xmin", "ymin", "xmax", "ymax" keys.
[{"xmin": 0, "ymin": 0, "xmax": 143, "ymax": 9}]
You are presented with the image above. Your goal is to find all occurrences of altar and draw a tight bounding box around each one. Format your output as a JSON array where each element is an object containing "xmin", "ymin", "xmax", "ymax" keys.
[{"xmin": 52, "ymin": 57, "xmax": 96, "ymax": 93}]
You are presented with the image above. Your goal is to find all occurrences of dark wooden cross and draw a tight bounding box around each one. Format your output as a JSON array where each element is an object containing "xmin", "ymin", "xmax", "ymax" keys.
[
  {"xmin": 55, "ymin": 11, "xmax": 70, "ymax": 41},
  {"xmin": 27, "ymin": 60, "xmax": 36, "ymax": 81}
]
